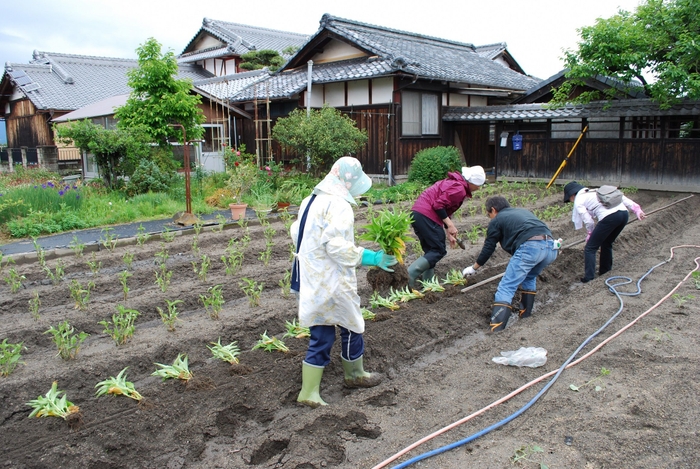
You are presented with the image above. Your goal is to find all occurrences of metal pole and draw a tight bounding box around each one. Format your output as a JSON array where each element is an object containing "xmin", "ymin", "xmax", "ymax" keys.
[{"xmin": 168, "ymin": 124, "xmax": 195, "ymax": 225}]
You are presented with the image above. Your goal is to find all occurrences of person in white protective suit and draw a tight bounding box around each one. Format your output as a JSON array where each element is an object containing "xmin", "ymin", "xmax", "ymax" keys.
[{"xmin": 290, "ymin": 157, "xmax": 397, "ymax": 408}]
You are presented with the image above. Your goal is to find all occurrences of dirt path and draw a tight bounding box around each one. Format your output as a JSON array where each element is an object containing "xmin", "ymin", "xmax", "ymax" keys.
[{"xmin": 1, "ymin": 189, "xmax": 698, "ymax": 469}]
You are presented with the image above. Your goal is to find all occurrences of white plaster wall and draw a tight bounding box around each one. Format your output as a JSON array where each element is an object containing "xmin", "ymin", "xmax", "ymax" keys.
[
  {"xmin": 348, "ymin": 80, "xmax": 369, "ymax": 105},
  {"xmin": 372, "ymin": 77, "xmax": 393, "ymax": 104},
  {"xmin": 312, "ymin": 40, "xmax": 366, "ymax": 63},
  {"xmin": 324, "ymin": 82, "xmax": 345, "ymax": 106}
]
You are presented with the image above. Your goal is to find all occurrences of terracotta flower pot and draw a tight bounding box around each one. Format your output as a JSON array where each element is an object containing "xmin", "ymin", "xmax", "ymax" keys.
[
  {"xmin": 276, "ymin": 202, "xmax": 291, "ymax": 211},
  {"xmin": 229, "ymin": 203, "xmax": 248, "ymax": 220}
]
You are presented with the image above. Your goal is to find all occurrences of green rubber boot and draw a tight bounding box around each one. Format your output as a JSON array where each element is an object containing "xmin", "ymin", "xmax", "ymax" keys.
[
  {"xmin": 342, "ymin": 356, "xmax": 383, "ymax": 388},
  {"xmin": 408, "ymin": 256, "xmax": 430, "ymax": 289},
  {"xmin": 297, "ymin": 362, "xmax": 328, "ymax": 408},
  {"xmin": 423, "ymin": 268, "xmax": 436, "ymax": 283}
]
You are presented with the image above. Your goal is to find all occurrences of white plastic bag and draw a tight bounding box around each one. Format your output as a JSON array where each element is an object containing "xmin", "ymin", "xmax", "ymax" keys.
[{"xmin": 492, "ymin": 347, "xmax": 547, "ymax": 368}]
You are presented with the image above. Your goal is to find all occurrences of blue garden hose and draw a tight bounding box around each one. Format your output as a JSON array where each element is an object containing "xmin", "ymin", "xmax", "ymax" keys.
[{"xmin": 391, "ymin": 258, "xmax": 669, "ymax": 469}]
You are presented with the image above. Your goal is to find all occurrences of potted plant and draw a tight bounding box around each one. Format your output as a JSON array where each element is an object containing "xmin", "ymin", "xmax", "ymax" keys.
[{"xmin": 226, "ymin": 152, "xmax": 258, "ymax": 220}]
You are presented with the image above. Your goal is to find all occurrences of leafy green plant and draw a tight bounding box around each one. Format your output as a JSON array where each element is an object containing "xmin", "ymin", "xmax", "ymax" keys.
[
  {"xmin": 95, "ymin": 367, "xmax": 143, "ymax": 401},
  {"xmin": 252, "ymin": 331, "xmax": 289, "ymax": 353},
  {"xmin": 136, "ymin": 224, "xmax": 150, "ymax": 246},
  {"xmin": 5, "ymin": 266, "xmax": 26, "ymax": 293},
  {"xmin": 240, "ymin": 278, "xmax": 263, "ymax": 307},
  {"xmin": 100, "ymin": 227, "xmax": 118, "ymax": 252},
  {"xmin": 643, "ymin": 327, "xmax": 671, "ymax": 342},
  {"xmin": 27, "ymin": 381, "xmax": 81, "ymax": 420},
  {"xmin": 152, "ymin": 353, "xmax": 193, "ymax": 382},
  {"xmin": 0, "ymin": 339, "xmax": 25, "ymax": 376},
  {"xmin": 29, "ymin": 291, "xmax": 41, "ymax": 320},
  {"xmin": 361, "ymin": 307, "xmax": 376, "ymax": 321},
  {"xmin": 407, "ymin": 146, "xmax": 462, "ymax": 185},
  {"xmin": 388, "ymin": 286, "xmax": 425, "ymax": 303},
  {"xmin": 69, "ymin": 279, "xmax": 95, "ymax": 310},
  {"xmin": 118, "ymin": 270, "xmax": 132, "ymax": 302},
  {"xmin": 32, "ymin": 238, "xmax": 47, "ymax": 268},
  {"xmin": 87, "ymin": 252, "xmax": 102, "ymax": 276},
  {"xmin": 191, "ymin": 254, "xmax": 211, "ymax": 281},
  {"xmin": 279, "ymin": 269, "xmax": 291, "ymax": 297},
  {"xmin": 69, "ymin": 235, "xmax": 85, "ymax": 257},
  {"xmin": 443, "ymin": 269, "xmax": 468, "ymax": 286},
  {"xmin": 418, "ymin": 276, "xmax": 445, "ymax": 292},
  {"xmin": 221, "ymin": 241, "xmax": 244, "ymax": 276},
  {"xmin": 161, "ymin": 227, "xmax": 176, "ymax": 243},
  {"xmin": 156, "ymin": 299, "xmax": 183, "ymax": 332},
  {"xmin": 283, "ymin": 319, "xmax": 310, "ymax": 339},
  {"xmin": 99, "ymin": 305, "xmax": 139, "ymax": 346},
  {"xmin": 45, "ymin": 321, "xmax": 89, "ymax": 360},
  {"xmin": 155, "ymin": 244, "xmax": 169, "ymax": 265},
  {"xmin": 208, "ymin": 338, "xmax": 241, "ymax": 364},
  {"xmin": 360, "ymin": 208, "xmax": 414, "ymax": 264},
  {"xmin": 369, "ymin": 291, "xmax": 400, "ymax": 311},
  {"xmin": 43, "ymin": 259, "xmax": 66, "ymax": 285},
  {"xmin": 569, "ymin": 367, "xmax": 611, "ymax": 392},
  {"xmin": 672, "ymin": 293, "xmax": 694, "ymax": 309},
  {"xmin": 512, "ymin": 444, "xmax": 548, "ymax": 468},
  {"xmin": 154, "ymin": 264, "xmax": 173, "ymax": 293},
  {"xmin": 122, "ymin": 251, "xmax": 134, "ymax": 270},
  {"xmin": 215, "ymin": 213, "xmax": 226, "ymax": 232},
  {"xmin": 200, "ymin": 285, "xmax": 225, "ymax": 319},
  {"xmin": 692, "ymin": 271, "xmax": 700, "ymax": 289},
  {"xmin": 464, "ymin": 225, "xmax": 486, "ymax": 245}
]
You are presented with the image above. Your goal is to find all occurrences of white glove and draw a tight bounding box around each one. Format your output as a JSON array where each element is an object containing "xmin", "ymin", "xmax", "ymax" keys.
[{"xmin": 462, "ymin": 266, "xmax": 477, "ymax": 277}]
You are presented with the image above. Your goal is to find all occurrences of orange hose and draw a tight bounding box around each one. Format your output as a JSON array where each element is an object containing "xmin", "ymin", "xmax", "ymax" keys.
[{"xmin": 373, "ymin": 245, "xmax": 700, "ymax": 469}]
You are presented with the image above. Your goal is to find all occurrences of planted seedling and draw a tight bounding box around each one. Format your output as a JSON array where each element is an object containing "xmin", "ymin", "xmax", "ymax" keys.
[
  {"xmin": 5, "ymin": 267, "xmax": 26, "ymax": 293},
  {"xmin": 122, "ymin": 251, "xmax": 134, "ymax": 270},
  {"xmin": 100, "ymin": 227, "xmax": 118, "ymax": 252},
  {"xmin": 154, "ymin": 244, "xmax": 169, "ymax": 265},
  {"xmin": 192, "ymin": 254, "xmax": 211, "ymax": 281},
  {"xmin": 691, "ymin": 271, "xmax": 700, "ymax": 289},
  {"xmin": 464, "ymin": 225, "xmax": 486, "ymax": 245},
  {"xmin": 29, "ymin": 291, "xmax": 41, "ymax": 320},
  {"xmin": 87, "ymin": 252, "xmax": 102, "ymax": 276},
  {"xmin": 208, "ymin": 338, "xmax": 241, "ymax": 364},
  {"xmin": 279, "ymin": 270, "xmax": 291, "ymax": 297},
  {"xmin": 69, "ymin": 279, "xmax": 95, "ymax": 310},
  {"xmin": 643, "ymin": 327, "xmax": 671, "ymax": 342},
  {"xmin": 152, "ymin": 353, "xmax": 193, "ymax": 382},
  {"xmin": 95, "ymin": 367, "xmax": 143, "ymax": 401},
  {"xmin": 388, "ymin": 286, "xmax": 424, "ymax": 303},
  {"xmin": 32, "ymin": 238, "xmax": 46, "ymax": 268},
  {"xmin": 240, "ymin": 278, "xmax": 263, "ymax": 307},
  {"xmin": 569, "ymin": 367, "xmax": 611, "ymax": 392},
  {"xmin": 156, "ymin": 299, "xmax": 183, "ymax": 332},
  {"xmin": 279, "ymin": 210, "xmax": 294, "ymax": 232},
  {"xmin": 26, "ymin": 381, "xmax": 81, "ymax": 423},
  {"xmin": 43, "ymin": 259, "xmax": 66, "ymax": 285},
  {"xmin": 283, "ymin": 319, "xmax": 310, "ymax": 339},
  {"xmin": 161, "ymin": 227, "xmax": 176, "ymax": 243},
  {"xmin": 154, "ymin": 264, "xmax": 173, "ymax": 293},
  {"xmin": 511, "ymin": 444, "xmax": 548, "ymax": 468},
  {"xmin": 136, "ymin": 224, "xmax": 150, "ymax": 246},
  {"xmin": 443, "ymin": 269, "xmax": 468, "ymax": 286},
  {"xmin": 361, "ymin": 308, "xmax": 376, "ymax": 321},
  {"xmin": 45, "ymin": 321, "xmax": 89, "ymax": 360},
  {"xmin": 118, "ymin": 270, "xmax": 132, "ymax": 302},
  {"xmin": 221, "ymin": 245, "xmax": 244, "ymax": 276},
  {"xmin": 252, "ymin": 331, "xmax": 289, "ymax": 353},
  {"xmin": 69, "ymin": 235, "xmax": 85, "ymax": 257},
  {"xmin": 418, "ymin": 276, "xmax": 445, "ymax": 293},
  {"xmin": 0, "ymin": 339, "xmax": 25, "ymax": 376},
  {"xmin": 99, "ymin": 305, "xmax": 139, "ymax": 346},
  {"xmin": 215, "ymin": 214, "xmax": 226, "ymax": 232},
  {"xmin": 369, "ymin": 291, "xmax": 400, "ymax": 311},
  {"xmin": 200, "ymin": 285, "xmax": 225, "ymax": 319},
  {"xmin": 672, "ymin": 293, "xmax": 694, "ymax": 309}
]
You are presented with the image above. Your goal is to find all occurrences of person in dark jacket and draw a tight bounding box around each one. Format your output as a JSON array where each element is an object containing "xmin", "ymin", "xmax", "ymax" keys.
[
  {"xmin": 462, "ymin": 196, "xmax": 558, "ymax": 332},
  {"xmin": 407, "ymin": 166, "xmax": 486, "ymax": 288}
]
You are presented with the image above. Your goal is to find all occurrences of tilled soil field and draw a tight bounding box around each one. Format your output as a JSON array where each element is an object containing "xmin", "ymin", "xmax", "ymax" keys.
[{"xmin": 1, "ymin": 188, "xmax": 699, "ymax": 469}]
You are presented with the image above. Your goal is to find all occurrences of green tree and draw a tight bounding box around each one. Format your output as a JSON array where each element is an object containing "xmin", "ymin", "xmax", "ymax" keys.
[
  {"xmin": 115, "ymin": 38, "xmax": 205, "ymax": 146},
  {"xmin": 552, "ymin": 0, "xmax": 700, "ymax": 108},
  {"xmin": 54, "ymin": 121, "xmax": 151, "ymax": 189},
  {"xmin": 239, "ymin": 49, "xmax": 285, "ymax": 72},
  {"xmin": 272, "ymin": 105, "xmax": 368, "ymax": 175}
]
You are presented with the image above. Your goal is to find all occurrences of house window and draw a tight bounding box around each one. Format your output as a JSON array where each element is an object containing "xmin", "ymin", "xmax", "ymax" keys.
[
  {"xmin": 623, "ymin": 117, "xmax": 660, "ymax": 139},
  {"xmin": 587, "ymin": 117, "xmax": 620, "ymax": 139},
  {"xmin": 202, "ymin": 124, "xmax": 225, "ymax": 153},
  {"xmin": 402, "ymin": 91, "xmax": 439, "ymax": 136},
  {"xmin": 667, "ymin": 117, "xmax": 700, "ymax": 139}
]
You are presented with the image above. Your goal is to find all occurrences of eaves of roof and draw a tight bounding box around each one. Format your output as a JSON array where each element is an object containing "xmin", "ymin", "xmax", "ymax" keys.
[{"xmin": 442, "ymin": 99, "xmax": 700, "ymax": 121}]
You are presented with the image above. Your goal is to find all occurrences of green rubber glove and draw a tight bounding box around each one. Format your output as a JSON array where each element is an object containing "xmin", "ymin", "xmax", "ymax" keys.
[{"xmin": 361, "ymin": 249, "xmax": 397, "ymax": 272}]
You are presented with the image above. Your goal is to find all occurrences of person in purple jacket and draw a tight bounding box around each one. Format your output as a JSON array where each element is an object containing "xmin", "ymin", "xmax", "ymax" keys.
[{"xmin": 407, "ymin": 166, "xmax": 486, "ymax": 288}]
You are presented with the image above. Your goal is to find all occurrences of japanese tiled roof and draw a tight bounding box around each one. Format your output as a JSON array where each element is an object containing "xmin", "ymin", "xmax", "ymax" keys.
[
  {"xmin": 443, "ymin": 99, "xmax": 700, "ymax": 121},
  {"xmin": 3, "ymin": 51, "xmax": 213, "ymax": 112},
  {"xmin": 193, "ymin": 70, "xmax": 270, "ymax": 100},
  {"xmin": 312, "ymin": 14, "xmax": 538, "ymax": 90},
  {"xmin": 179, "ymin": 18, "xmax": 309, "ymax": 62}
]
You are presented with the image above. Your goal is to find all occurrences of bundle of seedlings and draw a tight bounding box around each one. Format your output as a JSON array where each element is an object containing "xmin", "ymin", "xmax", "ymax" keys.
[{"xmin": 360, "ymin": 207, "xmax": 413, "ymax": 291}]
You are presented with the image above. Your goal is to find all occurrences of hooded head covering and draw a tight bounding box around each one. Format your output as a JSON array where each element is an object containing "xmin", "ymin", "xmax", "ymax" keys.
[
  {"xmin": 461, "ymin": 166, "xmax": 486, "ymax": 186},
  {"xmin": 313, "ymin": 156, "xmax": 372, "ymax": 205},
  {"xmin": 564, "ymin": 181, "xmax": 586, "ymax": 203}
]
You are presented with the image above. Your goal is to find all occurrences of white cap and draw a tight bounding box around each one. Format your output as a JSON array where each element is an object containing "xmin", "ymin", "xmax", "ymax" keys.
[{"xmin": 461, "ymin": 166, "xmax": 486, "ymax": 186}]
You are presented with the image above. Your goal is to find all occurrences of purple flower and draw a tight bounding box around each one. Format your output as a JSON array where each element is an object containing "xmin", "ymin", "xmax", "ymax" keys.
[
  {"xmin": 75, "ymin": 195, "xmax": 80, "ymax": 200},
  {"xmin": 59, "ymin": 190, "xmax": 64, "ymax": 196},
  {"xmin": 41, "ymin": 184, "xmax": 46, "ymax": 189},
  {"xmin": 34, "ymin": 185, "xmax": 38, "ymax": 189},
  {"xmin": 72, "ymin": 185, "xmax": 77, "ymax": 190},
  {"xmin": 47, "ymin": 182, "xmax": 54, "ymax": 188}
]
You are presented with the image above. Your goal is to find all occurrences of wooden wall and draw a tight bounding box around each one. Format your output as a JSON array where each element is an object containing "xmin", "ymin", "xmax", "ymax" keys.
[{"xmin": 5, "ymin": 99, "xmax": 53, "ymax": 148}]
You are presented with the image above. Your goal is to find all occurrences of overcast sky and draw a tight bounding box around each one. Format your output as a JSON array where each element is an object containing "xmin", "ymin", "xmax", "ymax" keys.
[{"xmin": 2, "ymin": 0, "xmax": 644, "ymax": 80}]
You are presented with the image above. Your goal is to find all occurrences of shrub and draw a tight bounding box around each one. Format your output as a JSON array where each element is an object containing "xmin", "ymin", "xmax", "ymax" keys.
[
  {"xmin": 407, "ymin": 146, "xmax": 463, "ymax": 185},
  {"xmin": 125, "ymin": 159, "xmax": 175, "ymax": 196}
]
